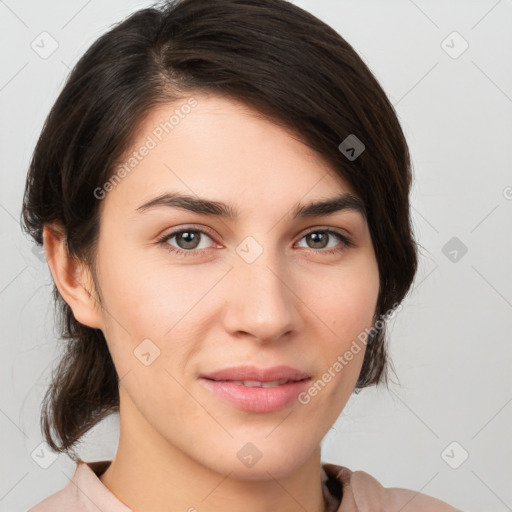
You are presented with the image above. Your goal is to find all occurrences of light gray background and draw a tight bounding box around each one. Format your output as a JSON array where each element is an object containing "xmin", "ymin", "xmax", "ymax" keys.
[{"xmin": 1, "ymin": 1, "xmax": 511, "ymax": 511}]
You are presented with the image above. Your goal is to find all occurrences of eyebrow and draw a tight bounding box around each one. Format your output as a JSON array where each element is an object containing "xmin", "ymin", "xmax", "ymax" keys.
[{"xmin": 136, "ymin": 191, "xmax": 366, "ymax": 220}]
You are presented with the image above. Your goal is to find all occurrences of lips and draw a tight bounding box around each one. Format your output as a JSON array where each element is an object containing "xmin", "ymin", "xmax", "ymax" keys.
[
  {"xmin": 200, "ymin": 364, "xmax": 311, "ymax": 384},
  {"xmin": 199, "ymin": 365, "xmax": 312, "ymax": 413},
  {"xmin": 225, "ymin": 379, "xmax": 291, "ymax": 388}
]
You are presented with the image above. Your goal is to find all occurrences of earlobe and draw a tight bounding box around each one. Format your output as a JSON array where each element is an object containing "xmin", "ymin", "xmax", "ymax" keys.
[{"xmin": 42, "ymin": 224, "xmax": 104, "ymax": 330}]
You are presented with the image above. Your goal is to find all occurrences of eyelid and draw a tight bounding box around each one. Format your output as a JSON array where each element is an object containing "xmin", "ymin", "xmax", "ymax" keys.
[
  {"xmin": 300, "ymin": 225, "xmax": 351, "ymax": 238},
  {"xmin": 158, "ymin": 224, "xmax": 218, "ymax": 241}
]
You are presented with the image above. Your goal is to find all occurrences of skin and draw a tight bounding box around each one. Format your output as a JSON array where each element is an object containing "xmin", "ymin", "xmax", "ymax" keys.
[{"xmin": 44, "ymin": 93, "xmax": 380, "ymax": 512}]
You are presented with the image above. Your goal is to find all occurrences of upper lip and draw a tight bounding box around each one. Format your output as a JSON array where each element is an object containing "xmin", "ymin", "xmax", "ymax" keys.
[{"xmin": 200, "ymin": 365, "xmax": 311, "ymax": 382}]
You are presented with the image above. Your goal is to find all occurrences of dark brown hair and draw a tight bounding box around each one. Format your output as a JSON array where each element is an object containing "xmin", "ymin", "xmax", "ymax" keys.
[{"xmin": 21, "ymin": 0, "xmax": 418, "ymax": 461}]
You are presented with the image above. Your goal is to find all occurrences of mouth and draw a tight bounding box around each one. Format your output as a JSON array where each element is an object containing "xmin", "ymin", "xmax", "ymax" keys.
[
  {"xmin": 202, "ymin": 377, "xmax": 309, "ymax": 388},
  {"xmin": 198, "ymin": 366, "xmax": 312, "ymax": 413},
  {"xmin": 199, "ymin": 364, "xmax": 311, "ymax": 383}
]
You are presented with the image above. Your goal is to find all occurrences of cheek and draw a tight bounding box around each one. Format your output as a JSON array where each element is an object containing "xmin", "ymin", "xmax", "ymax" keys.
[
  {"xmin": 95, "ymin": 245, "xmax": 228, "ymax": 366},
  {"xmin": 298, "ymin": 258, "xmax": 379, "ymax": 393},
  {"xmin": 301, "ymin": 258, "xmax": 379, "ymax": 337}
]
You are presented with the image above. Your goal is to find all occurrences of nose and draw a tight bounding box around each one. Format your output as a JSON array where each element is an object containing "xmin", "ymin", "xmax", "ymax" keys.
[{"xmin": 221, "ymin": 248, "xmax": 303, "ymax": 344}]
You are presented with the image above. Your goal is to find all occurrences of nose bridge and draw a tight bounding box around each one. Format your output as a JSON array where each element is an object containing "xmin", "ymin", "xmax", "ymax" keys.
[{"xmin": 223, "ymin": 239, "xmax": 300, "ymax": 341}]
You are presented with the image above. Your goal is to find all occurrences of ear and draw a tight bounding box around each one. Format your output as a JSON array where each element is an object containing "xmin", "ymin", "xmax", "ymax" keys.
[{"xmin": 43, "ymin": 224, "xmax": 103, "ymax": 330}]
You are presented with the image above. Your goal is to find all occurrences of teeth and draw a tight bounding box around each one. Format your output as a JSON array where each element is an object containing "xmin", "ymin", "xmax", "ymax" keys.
[
  {"xmin": 260, "ymin": 380, "xmax": 289, "ymax": 387},
  {"xmin": 228, "ymin": 379, "xmax": 290, "ymax": 387}
]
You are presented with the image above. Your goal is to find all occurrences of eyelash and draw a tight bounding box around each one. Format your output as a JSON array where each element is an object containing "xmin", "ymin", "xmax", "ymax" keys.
[{"xmin": 157, "ymin": 226, "xmax": 355, "ymax": 258}]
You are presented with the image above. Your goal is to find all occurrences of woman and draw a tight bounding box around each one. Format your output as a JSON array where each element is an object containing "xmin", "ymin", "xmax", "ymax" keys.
[{"xmin": 22, "ymin": 0, "xmax": 460, "ymax": 510}]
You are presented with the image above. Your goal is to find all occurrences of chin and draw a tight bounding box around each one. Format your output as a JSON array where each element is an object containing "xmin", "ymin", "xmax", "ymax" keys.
[{"xmin": 200, "ymin": 438, "xmax": 317, "ymax": 481}]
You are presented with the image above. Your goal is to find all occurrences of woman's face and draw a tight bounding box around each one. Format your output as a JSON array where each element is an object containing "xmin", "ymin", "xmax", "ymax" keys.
[{"xmin": 89, "ymin": 93, "xmax": 379, "ymax": 479}]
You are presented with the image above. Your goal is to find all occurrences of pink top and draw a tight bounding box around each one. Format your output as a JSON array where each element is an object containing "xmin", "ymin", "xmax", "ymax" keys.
[{"xmin": 28, "ymin": 460, "xmax": 461, "ymax": 511}]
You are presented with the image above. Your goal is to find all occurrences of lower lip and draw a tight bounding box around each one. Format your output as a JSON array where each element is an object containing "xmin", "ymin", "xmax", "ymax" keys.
[{"xmin": 199, "ymin": 378, "xmax": 311, "ymax": 413}]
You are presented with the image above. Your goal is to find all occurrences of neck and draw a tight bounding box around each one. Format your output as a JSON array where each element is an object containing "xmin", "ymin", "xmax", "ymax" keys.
[{"xmin": 99, "ymin": 397, "xmax": 327, "ymax": 512}]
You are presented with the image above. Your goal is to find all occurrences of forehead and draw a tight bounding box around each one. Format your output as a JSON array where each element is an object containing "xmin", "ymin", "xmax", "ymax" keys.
[{"xmin": 102, "ymin": 93, "xmax": 361, "ymax": 219}]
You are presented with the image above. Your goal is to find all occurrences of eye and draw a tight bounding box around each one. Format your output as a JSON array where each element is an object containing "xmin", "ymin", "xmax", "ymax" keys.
[
  {"xmin": 157, "ymin": 227, "xmax": 218, "ymax": 257},
  {"xmin": 296, "ymin": 229, "xmax": 354, "ymax": 254},
  {"xmin": 157, "ymin": 226, "xmax": 354, "ymax": 258}
]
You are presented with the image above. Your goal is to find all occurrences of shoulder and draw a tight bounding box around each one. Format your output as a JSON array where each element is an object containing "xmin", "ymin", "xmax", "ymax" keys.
[
  {"xmin": 322, "ymin": 462, "xmax": 463, "ymax": 512},
  {"xmin": 28, "ymin": 460, "xmax": 131, "ymax": 512},
  {"xmin": 28, "ymin": 478, "xmax": 79, "ymax": 512}
]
